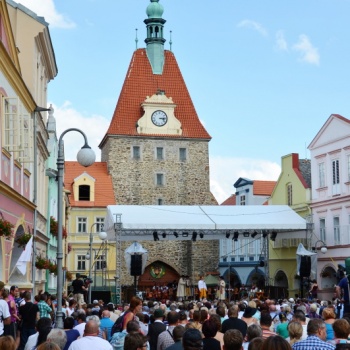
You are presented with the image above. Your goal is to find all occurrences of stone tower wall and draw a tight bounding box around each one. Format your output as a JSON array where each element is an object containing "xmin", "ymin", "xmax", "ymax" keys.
[{"xmin": 101, "ymin": 136, "xmax": 219, "ymax": 288}]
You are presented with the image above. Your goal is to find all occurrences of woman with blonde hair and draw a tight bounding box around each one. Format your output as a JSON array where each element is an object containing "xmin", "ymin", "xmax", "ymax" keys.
[
  {"xmin": 322, "ymin": 307, "xmax": 336, "ymax": 341},
  {"xmin": 287, "ymin": 321, "xmax": 303, "ymax": 346},
  {"xmin": 0, "ymin": 335, "xmax": 16, "ymax": 350}
]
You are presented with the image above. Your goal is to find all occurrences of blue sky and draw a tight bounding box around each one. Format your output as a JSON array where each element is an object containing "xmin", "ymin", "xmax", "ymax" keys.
[{"xmin": 19, "ymin": 0, "xmax": 350, "ymax": 203}]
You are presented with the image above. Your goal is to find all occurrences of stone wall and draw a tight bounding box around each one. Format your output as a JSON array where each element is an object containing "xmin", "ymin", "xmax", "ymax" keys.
[
  {"xmin": 101, "ymin": 137, "xmax": 217, "ymax": 205},
  {"xmin": 102, "ymin": 135, "xmax": 219, "ymax": 287}
]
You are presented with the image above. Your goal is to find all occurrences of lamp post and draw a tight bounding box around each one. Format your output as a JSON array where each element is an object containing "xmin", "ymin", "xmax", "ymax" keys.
[
  {"xmin": 313, "ymin": 240, "xmax": 328, "ymax": 254},
  {"xmin": 56, "ymin": 128, "xmax": 95, "ymax": 329},
  {"xmin": 86, "ymin": 223, "xmax": 107, "ymax": 304}
]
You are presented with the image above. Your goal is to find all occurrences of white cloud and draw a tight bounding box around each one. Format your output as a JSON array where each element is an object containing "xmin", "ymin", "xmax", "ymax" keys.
[
  {"xmin": 237, "ymin": 20, "xmax": 268, "ymax": 37},
  {"xmin": 51, "ymin": 101, "xmax": 110, "ymax": 162},
  {"xmin": 292, "ymin": 34, "xmax": 320, "ymax": 65},
  {"xmin": 275, "ymin": 30, "xmax": 288, "ymax": 51},
  {"xmin": 18, "ymin": 0, "xmax": 75, "ymax": 28},
  {"xmin": 209, "ymin": 156, "xmax": 281, "ymax": 204}
]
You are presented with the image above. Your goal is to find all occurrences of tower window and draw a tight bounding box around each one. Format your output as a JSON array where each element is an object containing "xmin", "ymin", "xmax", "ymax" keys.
[
  {"xmin": 179, "ymin": 148, "xmax": 187, "ymax": 162},
  {"xmin": 157, "ymin": 198, "xmax": 163, "ymax": 205},
  {"xmin": 240, "ymin": 195, "xmax": 246, "ymax": 206},
  {"xmin": 133, "ymin": 146, "xmax": 140, "ymax": 159},
  {"xmin": 156, "ymin": 147, "xmax": 164, "ymax": 160},
  {"xmin": 156, "ymin": 173, "xmax": 164, "ymax": 186},
  {"xmin": 79, "ymin": 185, "xmax": 90, "ymax": 201},
  {"xmin": 287, "ymin": 183, "xmax": 293, "ymax": 206}
]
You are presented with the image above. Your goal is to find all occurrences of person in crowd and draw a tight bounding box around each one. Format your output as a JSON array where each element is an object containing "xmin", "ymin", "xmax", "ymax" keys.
[
  {"xmin": 66, "ymin": 300, "xmax": 77, "ymax": 317},
  {"xmin": 202, "ymin": 318, "xmax": 221, "ymax": 350},
  {"xmin": 248, "ymin": 337, "xmax": 265, "ymax": 350},
  {"xmin": 110, "ymin": 319, "xmax": 143, "ymax": 350},
  {"xmin": 309, "ymin": 280, "xmax": 318, "ymax": 300},
  {"xmin": 292, "ymin": 311, "xmax": 308, "ymax": 340},
  {"xmin": 2, "ymin": 288, "xmax": 19, "ymax": 339},
  {"xmin": 0, "ymin": 281, "xmax": 11, "ymax": 338},
  {"xmin": 242, "ymin": 306, "xmax": 258, "ymax": 327},
  {"xmin": 261, "ymin": 336, "xmax": 292, "ymax": 350},
  {"xmin": 260, "ymin": 311, "xmax": 277, "ymax": 339},
  {"xmin": 222, "ymin": 305, "xmax": 247, "ymax": 337},
  {"xmin": 287, "ymin": 321, "xmax": 303, "ymax": 346},
  {"xmin": 243, "ymin": 324, "xmax": 263, "ymax": 350},
  {"xmin": 73, "ymin": 312, "xmax": 86, "ymax": 337},
  {"xmin": 210, "ymin": 313, "xmax": 224, "ymax": 348},
  {"xmin": 178, "ymin": 310, "xmax": 188, "ymax": 327},
  {"xmin": 148, "ymin": 309, "xmax": 166, "ymax": 350},
  {"xmin": 63, "ymin": 317, "xmax": 80, "ymax": 350},
  {"xmin": 123, "ymin": 332, "xmax": 148, "ymax": 350},
  {"xmin": 292, "ymin": 319, "xmax": 335, "ymax": 350},
  {"xmin": 19, "ymin": 291, "xmax": 40, "ymax": 350},
  {"xmin": 37, "ymin": 294, "xmax": 53, "ymax": 319},
  {"xmin": 100, "ymin": 310, "xmax": 115, "ymax": 340},
  {"xmin": 216, "ymin": 305, "xmax": 227, "ymax": 323},
  {"xmin": 25, "ymin": 317, "xmax": 52, "ymax": 350},
  {"xmin": 223, "ymin": 329, "xmax": 244, "ymax": 350},
  {"xmin": 322, "ymin": 307, "xmax": 336, "ymax": 341},
  {"xmin": 46, "ymin": 329, "xmax": 67, "ymax": 350},
  {"xmin": 122, "ymin": 297, "xmax": 143, "ymax": 331},
  {"xmin": 157, "ymin": 311, "xmax": 179, "ymax": 350},
  {"xmin": 309, "ymin": 304, "xmax": 321, "ymax": 319},
  {"xmin": 36, "ymin": 343, "xmax": 61, "ymax": 350},
  {"xmin": 71, "ymin": 274, "xmax": 86, "ymax": 305},
  {"xmin": 136, "ymin": 312, "xmax": 149, "ymax": 335},
  {"xmin": 182, "ymin": 328, "xmax": 203, "ymax": 350},
  {"xmin": 329, "ymin": 319, "xmax": 350, "ymax": 345},
  {"xmin": 68, "ymin": 320, "xmax": 113, "ymax": 350},
  {"xmin": 86, "ymin": 314, "xmax": 106, "ymax": 339},
  {"xmin": 0, "ymin": 335, "xmax": 16, "ymax": 350},
  {"xmin": 276, "ymin": 313, "xmax": 289, "ymax": 339},
  {"xmin": 165, "ymin": 325, "xmax": 186, "ymax": 350}
]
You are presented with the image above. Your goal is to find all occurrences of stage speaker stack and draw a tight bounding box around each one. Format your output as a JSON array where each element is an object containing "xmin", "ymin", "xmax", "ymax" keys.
[
  {"xmin": 299, "ymin": 255, "xmax": 311, "ymax": 277},
  {"xmin": 130, "ymin": 254, "xmax": 142, "ymax": 276}
]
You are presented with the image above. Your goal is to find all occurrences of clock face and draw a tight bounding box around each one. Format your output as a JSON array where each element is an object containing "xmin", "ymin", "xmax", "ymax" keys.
[{"xmin": 151, "ymin": 110, "xmax": 168, "ymax": 126}]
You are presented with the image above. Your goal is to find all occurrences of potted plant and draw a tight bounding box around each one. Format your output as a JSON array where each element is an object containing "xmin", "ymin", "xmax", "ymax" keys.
[
  {"xmin": 14, "ymin": 233, "xmax": 32, "ymax": 249},
  {"xmin": 48, "ymin": 261, "xmax": 57, "ymax": 275},
  {"xmin": 35, "ymin": 255, "xmax": 49, "ymax": 269},
  {"xmin": 0, "ymin": 216, "xmax": 14, "ymax": 238},
  {"xmin": 50, "ymin": 216, "xmax": 68, "ymax": 238}
]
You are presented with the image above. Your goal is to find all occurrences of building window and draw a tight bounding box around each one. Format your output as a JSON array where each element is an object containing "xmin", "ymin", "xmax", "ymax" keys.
[
  {"xmin": 320, "ymin": 218, "xmax": 326, "ymax": 243},
  {"xmin": 240, "ymin": 195, "xmax": 246, "ymax": 206},
  {"xmin": 156, "ymin": 147, "xmax": 164, "ymax": 160},
  {"xmin": 332, "ymin": 159, "xmax": 340, "ymax": 194},
  {"xmin": 156, "ymin": 173, "xmax": 164, "ymax": 186},
  {"xmin": 179, "ymin": 148, "xmax": 187, "ymax": 162},
  {"xmin": 95, "ymin": 255, "xmax": 106, "ymax": 270},
  {"xmin": 78, "ymin": 185, "xmax": 90, "ymax": 201},
  {"xmin": 287, "ymin": 183, "xmax": 293, "ymax": 206},
  {"xmin": 95, "ymin": 217, "xmax": 105, "ymax": 232},
  {"xmin": 77, "ymin": 255, "xmax": 86, "ymax": 270},
  {"xmin": 133, "ymin": 146, "xmax": 140, "ymax": 159},
  {"xmin": 318, "ymin": 162, "xmax": 325, "ymax": 188},
  {"xmin": 248, "ymin": 239, "xmax": 254, "ymax": 255},
  {"xmin": 2, "ymin": 97, "xmax": 33, "ymax": 162},
  {"xmin": 157, "ymin": 198, "xmax": 163, "ymax": 205},
  {"xmin": 334, "ymin": 216, "xmax": 340, "ymax": 245},
  {"xmin": 77, "ymin": 217, "xmax": 87, "ymax": 233}
]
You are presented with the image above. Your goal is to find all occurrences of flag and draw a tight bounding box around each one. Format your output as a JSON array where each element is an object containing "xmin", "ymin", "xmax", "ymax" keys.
[{"xmin": 15, "ymin": 236, "xmax": 33, "ymax": 275}]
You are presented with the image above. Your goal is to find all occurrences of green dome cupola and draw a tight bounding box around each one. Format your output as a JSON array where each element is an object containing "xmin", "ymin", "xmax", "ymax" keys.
[{"xmin": 144, "ymin": 0, "xmax": 166, "ymax": 75}]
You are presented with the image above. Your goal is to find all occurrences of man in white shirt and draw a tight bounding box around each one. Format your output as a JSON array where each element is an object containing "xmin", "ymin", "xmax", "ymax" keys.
[
  {"xmin": 198, "ymin": 276, "xmax": 207, "ymax": 301},
  {"xmin": 0, "ymin": 281, "xmax": 11, "ymax": 336},
  {"xmin": 73, "ymin": 312, "xmax": 86, "ymax": 337},
  {"xmin": 68, "ymin": 320, "xmax": 112, "ymax": 350}
]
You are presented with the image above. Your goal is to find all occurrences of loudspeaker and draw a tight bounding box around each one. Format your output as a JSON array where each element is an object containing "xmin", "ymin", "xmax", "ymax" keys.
[
  {"xmin": 130, "ymin": 255, "xmax": 142, "ymax": 276},
  {"xmin": 299, "ymin": 256, "xmax": 311, "ymax": 277}
]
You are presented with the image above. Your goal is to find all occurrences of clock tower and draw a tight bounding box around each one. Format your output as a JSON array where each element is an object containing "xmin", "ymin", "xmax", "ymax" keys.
[{"xmin": 99, "ymin": 0, "xmax": 218, "ymax": 283}]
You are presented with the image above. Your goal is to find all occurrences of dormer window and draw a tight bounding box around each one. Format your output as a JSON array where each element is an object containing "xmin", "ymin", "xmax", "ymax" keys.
[{"xmin": 79, "ymin": 185, "xmax": 90, "ymax": 201}]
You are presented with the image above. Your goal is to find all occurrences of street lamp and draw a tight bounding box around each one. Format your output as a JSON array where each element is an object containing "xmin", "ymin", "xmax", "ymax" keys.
[
  {"xmin": 56, "ymin": 128, "xmax": 95, "ymax": 329},
  {"xmin": 87, "ymin": 223, "xmax": 107, "ymax": 304},
  {"xmin": 313, "ymin": 240, "xmax": 327, "ymax": 254}
]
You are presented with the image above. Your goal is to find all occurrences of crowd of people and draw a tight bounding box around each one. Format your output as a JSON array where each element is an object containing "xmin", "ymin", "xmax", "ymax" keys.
[{"xmin": 1, "ymin": 275, "xmax": 350, "ymax": 350}]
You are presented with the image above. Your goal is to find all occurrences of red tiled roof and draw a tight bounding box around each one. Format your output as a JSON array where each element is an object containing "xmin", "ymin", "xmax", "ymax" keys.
[
  {"xmin": 64, "ymin": 162, "xmax": 116, "ymax": 207},
  {"xmin": 220, "ymin": 194, "xmax": 236, "ymax": 205},
  {"xmin": 253, "ymin": 181, "xmax": 276, "ymax": 196},
  {"xmin": 100, "ymin": 49, "xmax": 211, "ymax": 145}
]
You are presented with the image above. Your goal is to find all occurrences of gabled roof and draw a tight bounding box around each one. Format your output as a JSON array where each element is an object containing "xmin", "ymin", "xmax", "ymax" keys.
[
  {"xmin": 308, "ymin": 114, "xmax": 350, "ymax": 149},
  {"xmin": 64, "ymin": 161, "xmax": 116, "ymax": 207},
  {"xmin": 99, "ymin": 49, "xmax": 211, "ymax": 146},
  {"xmin": 298, "ymin": 158, "xmax": 311, "ymax": 188},
  {"xmin": 220, "ymin": 194, "xmax": 236, "ymax": 206},
  {"xmin": 253, "ymin": 181, "xmax": 276, "ymax": 196}
]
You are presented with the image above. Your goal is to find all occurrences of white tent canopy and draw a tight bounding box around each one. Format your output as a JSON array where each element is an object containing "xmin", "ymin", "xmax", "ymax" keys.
[{"xmin": 104, "ymin": 205, "xmax": 307, "ymax": 241}]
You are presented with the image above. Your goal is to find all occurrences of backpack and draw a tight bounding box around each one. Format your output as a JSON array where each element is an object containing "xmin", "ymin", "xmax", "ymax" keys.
[{"xmin": 111, "ymin": 311, "xmax": 130, "ymax": 335}]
